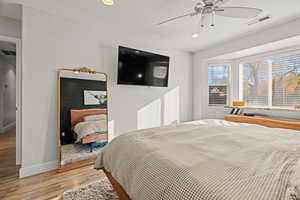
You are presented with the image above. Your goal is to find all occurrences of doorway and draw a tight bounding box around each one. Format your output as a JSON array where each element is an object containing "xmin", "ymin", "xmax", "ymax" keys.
[{"xmin": 0, "ymin": 36, "xmax": 21, "ymax": 178}]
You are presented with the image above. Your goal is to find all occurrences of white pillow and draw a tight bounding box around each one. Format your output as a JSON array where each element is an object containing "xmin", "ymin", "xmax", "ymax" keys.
[{"xmin": 84, "ymin": 114, "xmax": 107, "ymax": 121}]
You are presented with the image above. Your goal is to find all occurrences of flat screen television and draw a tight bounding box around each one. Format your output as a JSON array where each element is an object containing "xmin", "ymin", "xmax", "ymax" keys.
[{"xmin": 117, "ymin": 46, "xmax": 170, "ymax": 87}]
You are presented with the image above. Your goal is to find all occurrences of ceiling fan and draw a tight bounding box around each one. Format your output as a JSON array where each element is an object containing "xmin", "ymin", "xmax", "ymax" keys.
[{"xmin": 157, "ymin": 0, "xmax": 263, "ymax": 34}]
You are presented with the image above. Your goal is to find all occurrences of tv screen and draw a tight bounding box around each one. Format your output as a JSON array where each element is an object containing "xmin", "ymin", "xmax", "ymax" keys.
[{"xmin": 117, "ymin": 46, "xmax": 170, "ymax": 87}]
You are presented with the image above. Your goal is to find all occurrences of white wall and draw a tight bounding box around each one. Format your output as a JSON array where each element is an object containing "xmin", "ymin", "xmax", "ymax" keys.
[
  {"xmin": 193, "ymin": 17, "xmax": 300, "ymax": 120},
  {"xmin": 0, "ymin": 54, "xmax": 16, "ymax": 132},
  {"xmin": 0, "ymin": 16, "xmax": 21, "ymax": 38},
  {"xmin": 20, "ymin": 6, "xmax": 193, "ymax": 177}
]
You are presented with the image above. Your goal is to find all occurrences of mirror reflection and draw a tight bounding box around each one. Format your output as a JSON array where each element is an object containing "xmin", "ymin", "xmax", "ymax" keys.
[{"xmin": 59, "ymin": 69, "xmax": 108, "ymax": 168}]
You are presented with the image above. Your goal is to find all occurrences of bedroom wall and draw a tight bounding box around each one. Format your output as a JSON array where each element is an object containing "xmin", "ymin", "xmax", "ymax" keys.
[
  {"xmin": 193, "ymin": 17, "xmax": 300, "ymax": 120},
  {"xmin": 20, "ymin": 6, "xmax": 193, "ymax": 177},
  {"xmin": 0, "ymin": 16, "xmax": 21, "ymax": 38}
]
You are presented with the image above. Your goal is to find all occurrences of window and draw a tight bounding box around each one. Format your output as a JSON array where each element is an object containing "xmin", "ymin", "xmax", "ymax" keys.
[
  {"xmin": 272, "ymin": 55, "xmax": 300, "ymax": 106},
  {"xmin": 208, "ymin": 64, "xmax": 229, "ymax": 105},
  {"xmin": 240, "ymin": 53, "xmax": 300, "ymax": 107},
  {"xmin": 241, "ymin": 60, "xmax": 270, "ymax": 106}
]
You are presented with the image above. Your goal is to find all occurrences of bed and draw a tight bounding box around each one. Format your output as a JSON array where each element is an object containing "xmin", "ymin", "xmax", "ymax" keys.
[
  {"xmin": 95, "ymin": 119, "xmax": 300, "ymax": 200},
  {"xmin": 71, "ymin": 109, "xmax": 108, "ymax": 150}
]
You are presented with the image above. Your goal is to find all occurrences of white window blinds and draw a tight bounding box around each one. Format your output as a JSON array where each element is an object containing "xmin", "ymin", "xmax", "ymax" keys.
[
  {"xmin": 240, "ymin": 52, "xmax": 300, "ymax": 107},
  {"xmin": 272, "ymin": 55, "xmax": 300, "ymax": 106},
  {"xmin": 241, "ymin": 60, "xmax": 270, "ymax": 106},
  {"xmin": 208, "ymin": 64, "xmax": 229, "ymax": 105}
]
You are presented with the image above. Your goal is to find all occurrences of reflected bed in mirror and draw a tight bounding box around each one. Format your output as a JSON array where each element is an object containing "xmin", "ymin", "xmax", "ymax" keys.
[{"xmin": 57, "ymin": 68, "xmax": 108, "ymax": 170}]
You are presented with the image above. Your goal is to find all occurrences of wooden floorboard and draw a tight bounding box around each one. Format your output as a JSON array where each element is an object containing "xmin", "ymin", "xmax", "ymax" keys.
[
  {"xmin": 0, "ymin": 128, "xmax": 19, "ymax": 182},
  {"xmin": 0, "ymin": 128, "xmax": 105, "ymax": 200}
]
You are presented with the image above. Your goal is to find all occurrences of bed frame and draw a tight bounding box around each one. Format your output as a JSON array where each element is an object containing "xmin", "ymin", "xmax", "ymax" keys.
[
  {"xmin": 224, "ymin": 115, "xmax": 300, "ymax": 131},
  {"xmin": 103, "ymin": 116, "xmax": 300, "ymax": 200},
  {"xmin": 104, "ymin": 170, "xmax": 131, "ymax": 200},
  {"xmin": 71, "ymin": 108, "xmax": 108, "ymax": 145}
]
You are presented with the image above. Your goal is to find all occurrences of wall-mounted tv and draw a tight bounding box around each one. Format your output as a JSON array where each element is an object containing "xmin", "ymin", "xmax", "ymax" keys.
[{"xmin": 117, "ymin": 46, "xmax": 170, "ymax": 87}]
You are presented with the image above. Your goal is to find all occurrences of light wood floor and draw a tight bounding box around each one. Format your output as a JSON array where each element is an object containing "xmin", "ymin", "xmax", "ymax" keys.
[
  {"xmin": 0, "ymin": 129, "xmax": 105, "ymax": 200},
  {"xmin": 0, "ymin": 128, "xmax": 19, "ymax": 182}
]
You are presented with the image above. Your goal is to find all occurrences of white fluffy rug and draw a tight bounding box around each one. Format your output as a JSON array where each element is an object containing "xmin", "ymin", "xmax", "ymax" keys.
[
  {"xmin": 61, "ymin": 143, "xmax": 104, "ymax": 166},
  {"xmin": 63, "ymin": 177, "xmax": 119, "ymax": 200}
]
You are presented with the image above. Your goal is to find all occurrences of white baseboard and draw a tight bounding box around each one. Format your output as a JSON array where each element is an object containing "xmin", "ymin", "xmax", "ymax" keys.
[
  {"xmin": 19, "ymin": 160, "xmax": 57, "ymax": 178},
  {"xmin": 0, "ymin": 121, "xmax": 16, "ymax": 133}
]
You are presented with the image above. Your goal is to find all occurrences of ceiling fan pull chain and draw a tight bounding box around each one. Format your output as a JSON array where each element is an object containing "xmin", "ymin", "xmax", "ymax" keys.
[
  {"xmin": 211, "ymin": 11, "xmax": 215, "ymax": 26},
  {"xmin": 200, "ymin": 9, "xmax": 205, "ymax": 28}
]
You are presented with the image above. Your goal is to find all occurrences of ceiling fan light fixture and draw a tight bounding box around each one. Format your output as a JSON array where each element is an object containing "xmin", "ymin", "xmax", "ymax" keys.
[{"xmin": 102, "ymin": 0, "xmax": 114, "ymax": 6}]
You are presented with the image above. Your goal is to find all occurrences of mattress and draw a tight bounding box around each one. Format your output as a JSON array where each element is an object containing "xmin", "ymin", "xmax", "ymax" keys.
[{"xmin": 95, "ymin": 119, "xmax": 300, "ymax": 200}]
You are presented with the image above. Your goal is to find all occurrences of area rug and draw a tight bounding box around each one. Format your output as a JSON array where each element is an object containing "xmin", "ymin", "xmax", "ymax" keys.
[
  {"xmin": 61, "ymin": 143, "xmax": 104, "ymax": 166},
  {"xmin": 63, "ymin": 177, "xmax": 119, "ymax": 200}
]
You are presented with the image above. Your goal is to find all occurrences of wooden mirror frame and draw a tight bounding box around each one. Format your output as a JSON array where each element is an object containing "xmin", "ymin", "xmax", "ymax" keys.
[{"xmin": 57, "ymin": 67, "xmax": 109, "ymax": 171}]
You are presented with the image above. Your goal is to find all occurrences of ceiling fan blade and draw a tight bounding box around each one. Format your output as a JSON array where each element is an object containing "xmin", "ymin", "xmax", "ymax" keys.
[
  {"xmin": 215, "ymin": 7, "xmax": 262, "ymax": 19},
  {"xmin": 214, "ymin": 0, "xmax": 230, "ymax": 6},
  {"xmin": 157, "ymin": 12, "xmax": 198, "ymax": 25}
]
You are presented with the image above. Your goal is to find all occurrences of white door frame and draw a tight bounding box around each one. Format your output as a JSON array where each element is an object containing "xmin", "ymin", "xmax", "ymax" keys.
[{"xmin": 0, "ymin": 35, "xmax": 22, "ymax": 167}]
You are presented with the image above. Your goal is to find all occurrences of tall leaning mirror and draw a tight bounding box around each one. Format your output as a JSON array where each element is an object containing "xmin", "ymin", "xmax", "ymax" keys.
[{"xmin": 57, "ymin": 67, "xmax": 108, "ymax": 170}]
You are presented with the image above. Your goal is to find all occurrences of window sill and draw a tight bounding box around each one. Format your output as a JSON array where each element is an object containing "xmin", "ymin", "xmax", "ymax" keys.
[
  {"xmin": 225, "ymin": 106, "xmax": 300, "ymax": 112},
  {"xmin": 209, "ymin": 104, "xmax": 229, "ymax": 107}
]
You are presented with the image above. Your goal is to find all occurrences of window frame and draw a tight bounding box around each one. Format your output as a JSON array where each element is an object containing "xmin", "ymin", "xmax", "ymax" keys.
[
  {"xmin": 237, "ymin": 48, "xmax": 300, "ymax": 108},
  {"xmin": 207, "ymin": 62, "xmax": 231, "ymax": 106}
]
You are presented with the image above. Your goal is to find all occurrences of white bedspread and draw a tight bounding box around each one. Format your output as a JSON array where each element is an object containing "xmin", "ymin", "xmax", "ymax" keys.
[{"xmin": 95, "ymin": 119, "xmax": 300, "ymax": 200}]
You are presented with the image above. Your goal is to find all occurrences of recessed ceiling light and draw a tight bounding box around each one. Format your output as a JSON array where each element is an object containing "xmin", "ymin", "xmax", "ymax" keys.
[
  {"xmin": 102, "ymin": 0, "xmax": 114, "ymax": 6},
  {"xmin": 192, "ymin": 34, "xmax": 199, "ymax": 38}
]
